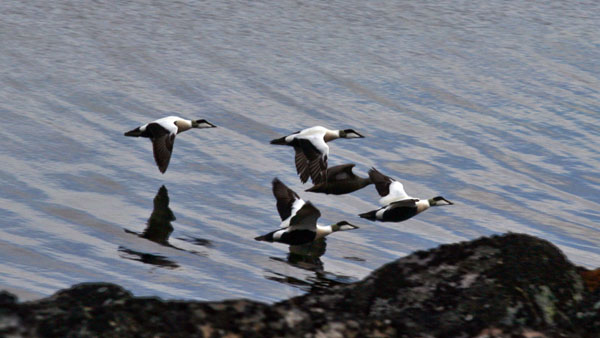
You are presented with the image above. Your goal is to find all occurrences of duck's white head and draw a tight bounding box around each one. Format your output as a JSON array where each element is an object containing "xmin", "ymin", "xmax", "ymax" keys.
[
  {"xmin": 331, "ymin": 221, "xmax": 360, "ymax": 232},
  {"xmin": 192, "ymin": 119, "xmax": 217, "ymax": 128},
  {"xmin": 339, "ymin": 129, "xmax": 364, "ymax": 139},
  {"xmin": 428, "ymin": 196, "xmax": 453, "ymax": 206}
]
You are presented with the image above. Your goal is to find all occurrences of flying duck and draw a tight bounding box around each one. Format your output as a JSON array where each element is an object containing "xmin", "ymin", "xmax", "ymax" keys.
[
  {"xmin": 270, "ymin": 126, "xmax": 364, "ymax": 185},
  {"xmin": 255, "ymin": 178, "xmax": 359, "ymax": 245},
  {"xmin": 305, "ymin": 163, "xmax": 372, "ymax": 195},
  {"xmin": 124, "ymin": 116, "xmax": 216, "ymax": 173},
  {"xmin": 359, "ymin": 167, "xmax": 453, "ymax": 222}
]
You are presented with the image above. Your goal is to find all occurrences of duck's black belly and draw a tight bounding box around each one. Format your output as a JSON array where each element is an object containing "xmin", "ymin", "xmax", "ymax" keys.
[
  {"xmin": 382, "ymin": 206, "xmax": 418, "ymax": 222},
  {"xmin": 279, "ymin": 229, "xmax": 317, "ymax": 245}
]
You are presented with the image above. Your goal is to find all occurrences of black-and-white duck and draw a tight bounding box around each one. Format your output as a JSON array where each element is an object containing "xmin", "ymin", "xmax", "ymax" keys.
[
  {"xmin": 305, "ymin": 163, "xmax": 372, "ymax": 195},
  {"xmin": 359, "ymin": 167, "xmax": 453, "ymax": 222},
  {"xmin": 270, "ymin": 126, "xmax": 364, "ymax": 184},
  {"xmin": 255, "ymin": 178, "xmax": 359, "ymax": 245},
  {"xmin": 124, "ymin": 116, "xmax": 216, "ymax": 173}
]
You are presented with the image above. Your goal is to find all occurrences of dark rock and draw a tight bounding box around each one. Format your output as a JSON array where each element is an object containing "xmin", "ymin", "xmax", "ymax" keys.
[
  {"xmin": 0, "ymin": 291, "xmax": 20, "ymax": 337},
  {"xmin": 579, "ymin": 267, "xmax": 600, "ymax": 292},
  {"xmin": 0, "ymin": 291, "xmax": 17, "ymax": 306},
  {"xmin": 2, "ymin": 233, "xmax": 599, "ymax": 337}
]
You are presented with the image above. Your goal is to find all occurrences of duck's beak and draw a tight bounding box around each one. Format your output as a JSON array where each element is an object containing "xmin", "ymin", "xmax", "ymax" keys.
[
  {"xmin": 196, "ymin": 120, "xmax": 217, "ymax": 128},
  {"xmin": 340, "ymin": 223, "xmax": 360, "ymax": 231},
  {"xmin": 441, "ymin": 198, "xmax": 454, "ymax": 205}
]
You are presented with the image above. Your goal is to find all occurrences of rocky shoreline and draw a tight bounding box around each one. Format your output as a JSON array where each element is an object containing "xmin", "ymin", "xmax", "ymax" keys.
[{"xmin": 2, "ymin": 233, "xmax": 600, "ymax": 337}]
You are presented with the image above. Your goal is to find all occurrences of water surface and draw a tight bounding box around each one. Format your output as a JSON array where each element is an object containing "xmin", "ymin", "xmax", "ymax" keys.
[{"xmin": 1, "ymin": 0, "xmax": 599, "ymax": 302}]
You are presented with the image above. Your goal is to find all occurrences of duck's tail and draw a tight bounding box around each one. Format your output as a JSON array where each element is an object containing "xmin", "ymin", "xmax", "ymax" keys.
[
  {"xmin": 270, "ymin": 136, "xmax": 288, "ymax": 145},
  {"xmin": 358, "ymin": 210, "xmax": 377, "ymax": 221},
  {"xmin": 255, "ymin": 234, "xmax": 273, "ymax": 242},
  {"xmin": 305, "ymin": 183, "xmax": 325, "ymax": 193},
  {"xmin": 124, "ymin": 127, "xmax": 142, "ymax": 137}
]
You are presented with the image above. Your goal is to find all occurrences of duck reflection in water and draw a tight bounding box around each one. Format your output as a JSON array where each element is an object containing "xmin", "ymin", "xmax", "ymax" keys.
[
  {"xmin": 139, "ymin": 185, "xmax": 176, "ymax": 245},
  {"xmin": 120, "ymin": 185, "xmax": 212, "ymax": 268},
  {"xmin": 117, "ymin": 247, "xmax": 179, "ymax": 269},
  {"xmin": 124, "ymin": 185, "xmax": 180, "ymax": 249},
  {"xmin": 267, "ymin": 238, "xmax": 356, "ymax": 292},
  {"xmin": 286, "ymin": 237, "xmax": 327, "ymax": 270}
]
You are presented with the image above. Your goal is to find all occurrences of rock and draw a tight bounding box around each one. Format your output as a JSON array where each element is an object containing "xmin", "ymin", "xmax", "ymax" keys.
[
  {"xmin": 579, "ymin": 268, "xmax": 600, "ymax": 292},
  {"xmin": 0, "ymin": 291, "xmax": 21, "ymax": 337},
  {"xmin": 1, "ymin": 233, "xmax": 599, "ymax": 337},
  {"xmin": 0, "ymin": 291, "xmax": 17, "ymax": 306}
]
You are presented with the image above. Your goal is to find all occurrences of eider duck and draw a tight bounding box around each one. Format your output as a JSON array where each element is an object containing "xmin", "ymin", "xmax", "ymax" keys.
[
  {"xmin": 270, "ymin": 126, "xmax": 364, "ymax": 184},
  {"xmin": 124, "ymin": 116, "xmax": 216, "ymax": 173},
  {"xmin": 255, "ymin": 178, "xmax": 359, "ymax": 245},
  {"xmin": 305, "ymin": 163, "xmax": 372, "ymax": 195},
  {"xmin": 359, "ymin": 167, "xmax": 453, "ymax": 222}
]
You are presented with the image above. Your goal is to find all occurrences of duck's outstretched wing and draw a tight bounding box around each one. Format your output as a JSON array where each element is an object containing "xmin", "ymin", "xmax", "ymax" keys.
[
  {"xmin": 368, "ymin": 167, "xmax": 412, "ymax": 205},
  {"xmin": 294, "ymin": 147, "xmax": 312, "ymax": 183},
  {"xmin": 327, "ymin": 163, "xmax": 356, "ymax": 181},
  {"xmin": 272, "ymin": 178, "xmax": 304, "ymax": 223},
  {"xmin": 289, "ymin": 201, "xmax": 321, "ymax": 231},
  {"xmin": 147, "ymin": 123, "xmax": 176, "ymax": 174},
  {"xmin": 368, "ymin": 167, "xmax": 394, "ymax": 196},
  {"xmin": 388, "ymin": 199, "xmax": 419, "ymax": 209},
  {"xmin": 295, "ymin": 137, "xmax": 328, "ymax": 185}
]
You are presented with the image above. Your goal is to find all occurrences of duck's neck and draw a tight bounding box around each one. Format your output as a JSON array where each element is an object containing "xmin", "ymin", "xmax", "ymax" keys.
[
  {"xmin": 359, "ymin": 176, "xmax": 373, "ymax": 189},
  {"xmin": 315, "ymin": 224, "xmax": 333, "ymax": 239},
  {"xmin": 174, "ymin": 119, "xmax": 193, "ymax": 133},
  {"xmin": 416, "ymin": 199, "xmax": 431, "ymax": 214},
  {"xmin": 323, "ymin": 130, "xmax": 341, "ymax": 142}
]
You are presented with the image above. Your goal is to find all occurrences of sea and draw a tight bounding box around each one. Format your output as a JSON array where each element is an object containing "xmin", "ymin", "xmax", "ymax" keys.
[{"xmin": 1, "ymin": 0, "xmax": 599, "ymax": 303}]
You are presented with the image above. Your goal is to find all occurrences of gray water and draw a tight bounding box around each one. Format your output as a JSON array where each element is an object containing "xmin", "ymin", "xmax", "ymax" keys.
[{"xmin": 1, "ymin": 0, "xmax": 599, "ymax": 303}]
